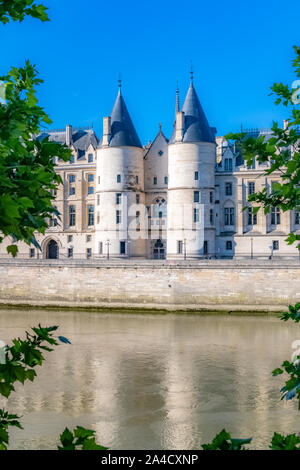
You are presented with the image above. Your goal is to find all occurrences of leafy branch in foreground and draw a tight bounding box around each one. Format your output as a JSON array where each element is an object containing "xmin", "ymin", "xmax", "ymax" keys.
[
  {"xmin": 0, "ymin": 409, "xmax": 22, "ymax": 450},
  {"xmin": 0, "ymin": 0, "xmax": 49, "ymax": 24},
  {"xmin": 0, "ymin": 61, "xmax": 71, "ymax": 256},
  {"xmin": 58, "ymin": 426, "xmax": 108, "ymax": 451},
  {"xmin": 270, "ymin": 432, "xmax": 300, "ymax": 450},
  {"xmin": 202, "ymin": 429, "xmax": 252, "ymax": 450}
]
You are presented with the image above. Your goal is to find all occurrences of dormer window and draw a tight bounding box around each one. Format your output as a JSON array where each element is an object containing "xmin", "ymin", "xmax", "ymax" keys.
[
  {"xmin": 70, "ymin": 155, "xmax": 75, "ymax": 164},
  {"xmin": 88, "ymin": 153, "xmax": 93, "ymax": 163},
  {"xmin": 224, "ymin": 158, "xmax": 232, "ymax": 171}
]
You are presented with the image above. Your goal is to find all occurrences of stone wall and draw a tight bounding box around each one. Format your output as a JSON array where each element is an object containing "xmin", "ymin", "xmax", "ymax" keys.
[{"xmin": 0, "ymin": 260, "xmax": 299, "ymax": 312}]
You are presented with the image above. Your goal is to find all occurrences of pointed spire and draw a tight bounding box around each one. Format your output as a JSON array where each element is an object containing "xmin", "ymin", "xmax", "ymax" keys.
[
  {"xmin": 118, "ymin": 73, "xmax": 122, "ymax": 92},
  {"xmin": 107, "ymin": 83, "xmax": 142, "ymax": 148},
  {"xmin": 190, "ymin": 61, "xmax": 194, "ymax": 83},
  {"xmin": 175, "ymin": 82, "xmax": 180, "ymax": 114}
]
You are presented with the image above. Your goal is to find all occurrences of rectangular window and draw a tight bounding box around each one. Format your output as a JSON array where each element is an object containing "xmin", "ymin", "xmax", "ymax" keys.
[
  {"xmin": 135, "ymin": 175, "xmax": 139, "ymax": 184},
  {"xmin": 210, "ymin": 192, "xmax": 213, "ymax": 204},
  {"xmin": 67, "ymin": 235, "xmax": 73, "ymax": 243},
  {"xmin": 86, "ymin": 248, "xmax": 92, "ymax": 259},
  {"xmin": 177, "ymin": 240, "xmax": 183, "ymax": 254},
  {"xmin": 120, "ymin": 241, "xmax": 126, "ymax": 254},
  {"xmin": 210, "ymin": 209, "xmax": 213, "ymax": 224},
  {"xmin": 203, "ymin": 241, "xmax": 208, "ymax": 255},
  {"xmin": 87, "ymin": 205, "xmax": 94, "ymax": 226},
  {"xmin": 99, "ymin": 242, "xmax": 103, "ymax": 255},
  {"xmin": 272, "ymin": 240, "xmax": 279, "ymax": 250},
  {"xmin": 69, "ymin": 175, "xmax": 76, "ymax": 183},
  {"xmin": 271, "ymin": 207, "xmax": 281, "ymax": 225},
  {"xmin": 248, "ymin": 207, "xmax": 257, "ymax": 225},
  {"xmin": 194, "ymin": 208, "xmax": 199, "ymax": 223},
  {"xmin": 194, "ymin": 171, "xmax": 199, "ymax": 180},
  {"xmin": 136, "ymin": 211, "xmax": 140, "ymax": 231},
  {"xmin": 248, "ymin": 182, "xmax": 255, "ymax": 195},
  {"xmin": 153, "ymin": 176, "xmax": 157, "ymax": 185},
  {"xmin": 226, "ymin": 240, "xmax": 232, "ymax": 250},
  {"xmin": 224, "ymin": 158, "xmax": 233, "ymax": 171},
  {"xmin": 97, "ymin": 194, "xmax": 100, "ymax": 205},
  {"xmin": 136, "ymin": 194, "xmax": 140, "ymax": 204},
  {"xmin": 98, "ymin": 176, "xmax": 100, "ymax": 184},
  {"xmin": 68, "ymin": 247, "xmax": 73, "ymax": 258},
  {"xmin": 88, "ymin": 154, "xmax": 93, "ymax": 163},
  {"xmin": 116, "ymin": 193, "xmax": 121, "ymax": 205},
  {"xmin": 295, "ymin": 211, "xmax": 300, "ymax": 225},
  {"xmin": 164, "ymin": 176, "xmax": 168, "ymax": 185},
  {"xmin": 116, "ymin": 210, "xmax": 121, "ymax": 224},
  {"xmin": 88, "ymin": 186, "xmax": 94, "ymax": 195},
  {"xmin": 69, "ymin": 205, "xmax": 76, "ymax": 226},
  {"xmin": 97, "ymin": 212, "xmax": 100, "ymax": 224},
  {"xmin": 194, "ymin": 191, "xmax": 200, "ymax": 203},
  {"xmin": 88, "ymin": 174, "xmax": 94, "ymax": 182},
  {"xmin": 117, "ymin": 174, "xmax": 121, "ymax": 183},
  {"xmin": 86, "ymin": 235, "xmax": 92, "ymax": 242},
  {"xmin": 224, "ymin": 207, "xmax": 235, "ymax": 225},
  {"xmin": 70, "ymin": 155, "xmax": 75, "ymax": 164},
  {"xmin": 30, "ymin": 248, "xmax": 35, "ymax": 258},
  {"xmin": 225, "ymin": 182, "xmax": 232, "ymax": 196},
  {"xmin": 69, "ymin": 186, "xmax": 75, "ymax": 196}
]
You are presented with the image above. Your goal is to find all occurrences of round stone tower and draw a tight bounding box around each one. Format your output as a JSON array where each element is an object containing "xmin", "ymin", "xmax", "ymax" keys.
[
  {"xmin": 167, "ymin": 77, "xmax": 216, "ymax": 258},
  {"xmin": 95, "ymin": 83, "xmax": 146, "ymax": 258}
]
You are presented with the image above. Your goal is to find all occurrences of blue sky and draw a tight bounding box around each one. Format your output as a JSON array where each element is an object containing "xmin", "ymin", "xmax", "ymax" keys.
[{"xmin": 1, "ymin": 0, "xmax": 300, "ymax": 144}]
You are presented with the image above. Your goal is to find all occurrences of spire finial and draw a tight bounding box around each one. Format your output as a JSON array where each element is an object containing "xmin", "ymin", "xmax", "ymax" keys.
[
  {"xmin": 159, "ymin": 122, "xmax": 162, "ymax": 132},
  {"xmin": 118, "ymin": 73, "xmax": 122, "ymax": 91},
  {"xmin": 176, "ymin": 81, "xmax": 180, "ymax": 113},
  {"xmin": 190, "ymin": 61, "xmax": 194, "ymax": 83}
]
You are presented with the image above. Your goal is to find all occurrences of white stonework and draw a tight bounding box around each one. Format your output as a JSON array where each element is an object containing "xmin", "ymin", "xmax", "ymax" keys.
[{"xmin": 0, "ymin": 81, "xmax": 299, "ymax": 261}]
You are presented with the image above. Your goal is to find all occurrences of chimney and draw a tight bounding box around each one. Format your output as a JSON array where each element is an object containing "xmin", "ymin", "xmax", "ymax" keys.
[
  {"xmin": 66, "ymin": 125, "xmax": 73, "ymax": 146},
  {"xmin": 175, "ymin": 111, "xmax": 185, "ymax": 142},
  {"xmin": 283, "ymin": 119, "xmax": 289, "ymax": 130},
  {"xmin": 102, "ymin": 116, "xmax": 111, "ymax": 147}
]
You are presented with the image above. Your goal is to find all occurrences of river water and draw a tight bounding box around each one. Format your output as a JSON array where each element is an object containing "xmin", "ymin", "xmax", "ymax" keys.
[{"xmin": 0, "ymin": 309, "xmax": 299, "ymax": 450}]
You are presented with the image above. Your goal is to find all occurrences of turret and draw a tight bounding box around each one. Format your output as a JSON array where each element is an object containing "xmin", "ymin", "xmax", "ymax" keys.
[
  {"xmin": 95, "ymin": 81, "xmax": 146, "ymax": 258},
  {"xmin": 167, "ymin": 73, "xmax": 216, "ymax": 258}
]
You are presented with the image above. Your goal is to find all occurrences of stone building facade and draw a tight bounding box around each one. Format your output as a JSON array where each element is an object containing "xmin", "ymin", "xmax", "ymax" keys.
[{"xmin": 2, "ymin": 78, "xmax": 299, "ymax": 260}]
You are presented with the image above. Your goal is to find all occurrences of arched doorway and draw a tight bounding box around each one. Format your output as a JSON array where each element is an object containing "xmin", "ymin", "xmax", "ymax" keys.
[
  {"xmin": 153, "ymin": 239, "xmax": 165, "ymax": 259},
  {"xmin": 46, "ymin": 239, "xmax": 59, "ymax": 259}
]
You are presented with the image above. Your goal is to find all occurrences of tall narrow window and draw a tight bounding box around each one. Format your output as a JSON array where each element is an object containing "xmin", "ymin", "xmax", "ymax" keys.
[
  {"xmin": 88, "ymin": 186, "xmax": 94, "ymax": 195},
  {"xmin": 225, "ymin": 182, "xmax": 232, "ymax": 196},
  {"xmin": 120, "ymin": 241, "xmax": 126, "ymax": 254},
  {"xmin": 210, "ymin": 209, "xmax": 213, "ymax": 224},
  {"xmin": 116, "ymin": 193, "xmax": 121, "ymax": 205},
  {"xmin": 194, "ymin": 208, "xmax": 199, "ymax": 223},
  {"xmin": 210, "ymin": 191, "xmax": 213, "ymax": 203},
  {"xmin": 203, "ymin": 241, "xmax": 208, "ymax": 255},
  {"xmin": 295, "ymin": 211, "xmax": 299, "ymax": 225},
  {"xmin": 135, "ymin": 175, "xmax": 139, "ymax": 184},
  {"xmin": 86, "ymin": 248, "xmax": 92, "ymax": 259},
  {"xmin": 164, "ymin": 176, "xmax": 168, "ymax": 184},
  {"xmin": 70, "ymin": 155, "xmax": 75, "ymax": 164},
  {"xmin": 136, "ymin": 194, "xmax": 140, "ymax": 204},
  {"xmin": 117, "ymin": 174, "xmax": 121, "ymax": 183},
  {"xmin": 177, "ymin": 240, "xmax": 183, "ymax": 254},
  {"xmin": 248, "ymin": 182, "xmax": 255, "ymax": 195},
  {"xmin": 226, "ymin": 241, "xmax": 232, "ymax": 250},
  {"xmin": 69, "ymin": 186, "xmax": 75, "ymax": 196},
  {"xmin": 68, "ymin": 247, "xmax": 73, "ymax": 258},
  {"xmin": 30, "ymin": 248, "xmax": 35, "ymax": 258},
  {"xmin": 99, "ymin": 242, "xmax": 103, "ymax": 254},
  {"xmin": 248, "ymin": 207, "xmax": 257, "ymax": 225},
  {"xmin": 88, "ymin": 154, "xmax": 93, "ymax": 163},
  {"xmin": 194, "ymin": 191, "xmax": 199, "ymax": 203},
  {"xmin": 88, "ymin": 174, "xmax": 94, "ymax": 182},
  {"xmin": 153, "ymin": 176, "xmax": 157, "ymax": 185},
  {"xmin": 69, "ymin": 205, "xmax": 76, "ymax": 226},
  {"xmin": 194, "ymin": 171, "xmax": 199, "ymax": 180},
  {"xmin": 87, "ymin": 205, "xmax": 94, "ymax": 226},
  {"xmin": 97, "ymin": 194, "xmax": 100, "ymax": 205},
  {"xmin": 224, "ymin": 207, "xmax": 235, "ymax": 225},
  {"xmin": 271, "ymin": 207, "xmax": 281, "ymax": 225},
  {"xmin": 224, "ymin": 158, "xmax": 233, "ymax": 171},
  {"xmin": 116, "ymin": 210, "xmax": 121, "ymax": 224}
]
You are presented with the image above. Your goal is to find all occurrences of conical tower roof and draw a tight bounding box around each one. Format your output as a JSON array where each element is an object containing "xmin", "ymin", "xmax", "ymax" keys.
[
  {"xmin": 109, "ymin": 87, "xmax": 142, "ymax": 148},
  {"xmin": 169, "ymin": 80, "xmax": 215, "ymax": 144}
]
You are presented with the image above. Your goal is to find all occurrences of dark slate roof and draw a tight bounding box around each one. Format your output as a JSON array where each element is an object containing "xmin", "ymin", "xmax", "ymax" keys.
[
  {"xmin": 105, "ymin": 89, "xmax": 142, "ymax": 148},
  {"xmin": 38, "ymin": 128, "xmax": 99, "ymax": 158},
  {"xmin": 170, "ymin": 81, "xmax": 215, "ymax": 144}
]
